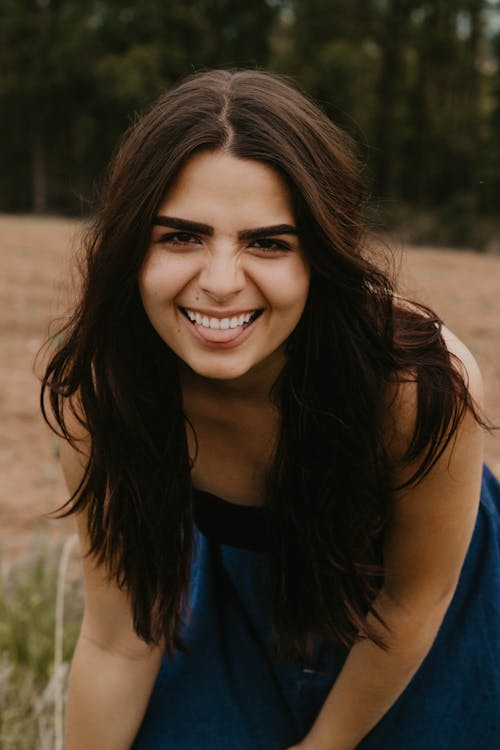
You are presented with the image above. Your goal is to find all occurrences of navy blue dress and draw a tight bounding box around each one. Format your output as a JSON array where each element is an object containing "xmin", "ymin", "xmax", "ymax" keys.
[{"xmin": 133, "ymin": 465, "xmax": 500, "ymax": 749}]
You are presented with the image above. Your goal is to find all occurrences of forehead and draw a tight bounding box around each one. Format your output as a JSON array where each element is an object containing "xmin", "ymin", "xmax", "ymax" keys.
[{"xmin": 157, "ymin": 150, "xmax": 295, "ymax": 228}]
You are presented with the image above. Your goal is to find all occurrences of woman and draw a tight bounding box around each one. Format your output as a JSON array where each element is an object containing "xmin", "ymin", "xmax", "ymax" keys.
[{"xmin": 42, "ymin": 69, "xmax": 499, "ymax": 749}]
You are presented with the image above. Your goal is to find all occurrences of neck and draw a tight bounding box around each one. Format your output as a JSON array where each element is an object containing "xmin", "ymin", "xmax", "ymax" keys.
[{"xmin": 180, "ymin": 350, "xmax": 285, "ymax": 404}]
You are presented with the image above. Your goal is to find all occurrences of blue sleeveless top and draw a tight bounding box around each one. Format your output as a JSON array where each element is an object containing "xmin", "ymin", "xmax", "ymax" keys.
[{"xmin": 133, "ymin": 465, "xmax": 500, "ymax": 749}]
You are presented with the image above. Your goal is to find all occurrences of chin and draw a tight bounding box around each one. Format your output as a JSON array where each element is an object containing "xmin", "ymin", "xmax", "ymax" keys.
[{"xmin": 190, "ymin": 361, "xmax": 253, "ymax": 381}]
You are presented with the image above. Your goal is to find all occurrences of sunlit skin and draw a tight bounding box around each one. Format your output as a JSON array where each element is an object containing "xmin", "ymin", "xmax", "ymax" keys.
[{"xmin": 139, "ymin": 150, "xmax": 310, "ymax": 394}]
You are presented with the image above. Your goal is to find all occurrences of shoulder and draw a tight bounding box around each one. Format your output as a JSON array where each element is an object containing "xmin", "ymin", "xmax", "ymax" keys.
[
  {"xmin": 58, "ymin": 405, "xmax": 157, "ymax": 656},
  {"xmin": 440, "ymin": 325, "xmax": 483, "ymax": 404},
  {"xmin": 386, "ymin": 324, "xmax": 484, "ymax": 467},
  {"xmin": 58, "ymin": 404, "xmax": 91, "ymax": 498},
  {"xmin": 381, "ymin": 327, "xmax": 485, "ymax": 608}
]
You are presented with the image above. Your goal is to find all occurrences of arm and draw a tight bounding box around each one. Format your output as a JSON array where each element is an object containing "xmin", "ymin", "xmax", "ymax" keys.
[
  {"xmin": 59, "ymin": 435, "xmax": 164, "ymax": 750},
  {"xmin": 291, "ymin": 331, "xmax": 484, "ymax": 750}
]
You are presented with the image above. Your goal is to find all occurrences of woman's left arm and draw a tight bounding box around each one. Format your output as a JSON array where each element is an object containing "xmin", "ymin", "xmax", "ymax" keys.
[{"xmin": 291, "ymin": 333, "xmax": 485, "ymax": 750}]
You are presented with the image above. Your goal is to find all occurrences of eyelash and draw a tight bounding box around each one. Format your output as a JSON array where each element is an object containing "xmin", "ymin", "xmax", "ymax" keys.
[
  {"xmin": 251, "ymin": 238, "xmax": 290, "ymax": 253},
  {"xmin": 158, "ymin": 231, "xmax": 201, "ymax": 245},
  {"xmin": 157, "ymin": 232, "xmax": 290, "ymax": 253}
]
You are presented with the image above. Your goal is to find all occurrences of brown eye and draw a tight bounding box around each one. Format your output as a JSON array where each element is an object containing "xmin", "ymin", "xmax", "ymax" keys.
[
  {"xmin": 158, "ymin": 232, "xmax": 202, "ymax": 245},
  {"xmin": 251, "ymin": 238, "xmax": 290, "ymax": 253}
]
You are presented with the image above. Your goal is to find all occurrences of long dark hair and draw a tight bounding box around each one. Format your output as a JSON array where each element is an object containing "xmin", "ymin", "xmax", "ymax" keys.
[{"xmin": 41, "ymin": 69, "xmax": 484, "ymax": 657}]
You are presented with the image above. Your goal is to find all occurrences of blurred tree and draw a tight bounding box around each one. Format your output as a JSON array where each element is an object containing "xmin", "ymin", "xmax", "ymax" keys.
[
  {"xmin": 0, "ymin": 0, "xmax": 114, "ymax": 212},
  {"xmin": 483, "ymin": 24, "xmax": 500, "ymax": 212},
  {"xmin": 287, "ymin": 0, "xmax": 379, "ymax": 133},
  {"xmin": 372, "ymin": 0, "xmax": 417, "ymax": 198},
  {"xmin": 0, "ymin": 0, "xmax": 279, "ymax": 213},
  {"xmin": 0, "ymin": 0, "xmax": 498, "ymax": 226},
  {"xmin": 401, "ymin": 0, "xmax": 487, "ymax": 205}
]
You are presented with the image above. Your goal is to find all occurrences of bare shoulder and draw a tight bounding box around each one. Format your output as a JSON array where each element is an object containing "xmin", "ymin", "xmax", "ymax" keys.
[
  {"xmin": 381, "ymin": 325, "xmax": 485, "ymax": 609},
  {"xmin": 386, "ymin": 324, "xmax": 484, "ymax": 460},
  {"xmin": 56, "ymin": 397, "xmax": 92, "ymax": 496},
  {"xmin": 440, "ymin": 324, "xmax": 484, "ymax": 406},
  {"xmin": 58, "ymin": 406, "xmax": 156, "ymax": 657},
  {"xmin": 59, "ymin": 437, "xmax": 90, "ymax": 499}
]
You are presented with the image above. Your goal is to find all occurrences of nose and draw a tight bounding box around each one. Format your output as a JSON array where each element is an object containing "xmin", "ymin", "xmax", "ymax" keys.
[{"xmin": 198, "ymin": 249, "xmax": 245, "ymax": 302}]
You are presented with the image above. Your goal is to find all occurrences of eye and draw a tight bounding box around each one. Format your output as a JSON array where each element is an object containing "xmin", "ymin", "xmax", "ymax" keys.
[
  {"xmin": 156, "ymin": 231, "xmax": 202, "ymax": 246},
  {"xmin": 250, "ymin": 238, "xmax": 290, "ymax": 254}
]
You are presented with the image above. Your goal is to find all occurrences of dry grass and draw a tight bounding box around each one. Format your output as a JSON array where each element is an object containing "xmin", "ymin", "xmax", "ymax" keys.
[{"xmin": 0, "ymin": 538, "xmax": 83, "ymax": 749}]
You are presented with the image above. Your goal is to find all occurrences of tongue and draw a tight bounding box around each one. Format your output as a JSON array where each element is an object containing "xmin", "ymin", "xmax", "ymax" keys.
[{"xmin": 195, "ymin": 323, "xmax": 245, "ymax": 343}]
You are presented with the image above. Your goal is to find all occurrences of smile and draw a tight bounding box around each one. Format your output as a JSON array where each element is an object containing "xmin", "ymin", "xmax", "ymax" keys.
[{"xmin": 180, "ymin": 308, "xmax": 263, "ymax": 330}]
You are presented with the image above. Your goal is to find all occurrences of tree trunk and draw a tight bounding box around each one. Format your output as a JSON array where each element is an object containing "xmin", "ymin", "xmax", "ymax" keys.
[
  {"xmin": 374, "ymin": 0, "xmax": 412, "ymax": 197},
  {"xmin": 464, "ymin": 0, "xmax": 483, "ymax": 192}
]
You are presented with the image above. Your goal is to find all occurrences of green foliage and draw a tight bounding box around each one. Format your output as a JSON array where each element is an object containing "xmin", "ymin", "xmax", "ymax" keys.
[
  {"xmin": 1, "ymin": 0, "xmax": 500, "ymax": 240},
  {"xmin": 284, "ymin": 0, "xmax": 500, "ymax": 238},
  {"xmin": 0, "ymin": 0, "xmax": 280, "ymax": 213}
]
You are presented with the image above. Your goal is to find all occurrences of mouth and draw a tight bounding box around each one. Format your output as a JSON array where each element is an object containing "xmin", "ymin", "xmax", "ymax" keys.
[{"xmin": 179, "ymin": 307, "xmax": 264, "ymax": 330}]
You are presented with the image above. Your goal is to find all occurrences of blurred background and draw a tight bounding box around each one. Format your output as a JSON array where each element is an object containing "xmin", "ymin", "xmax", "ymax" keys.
[
  {"xmin": 1, "ymin": 1, "xmax": 499, "ymax": 747},
  {"xmin": 2, "ymin": 0, "xmax": 500, "ymax": 246}
]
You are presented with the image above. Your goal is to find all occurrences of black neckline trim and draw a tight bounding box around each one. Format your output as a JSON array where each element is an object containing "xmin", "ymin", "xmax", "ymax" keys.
[{"xmin": 193, "ymin": 488, "xmax": 269, "ymax": 552}]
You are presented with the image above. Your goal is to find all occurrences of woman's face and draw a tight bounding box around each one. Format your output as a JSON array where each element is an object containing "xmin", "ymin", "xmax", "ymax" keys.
[{"xmin": 139, "ymin": 150, "xmax": 310, "ymax": 385}]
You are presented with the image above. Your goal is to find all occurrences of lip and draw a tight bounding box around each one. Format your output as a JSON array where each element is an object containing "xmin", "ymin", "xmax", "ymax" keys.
[{"xmin": 178, "ymin": 306, "xmax": 263, "ymax": 349}]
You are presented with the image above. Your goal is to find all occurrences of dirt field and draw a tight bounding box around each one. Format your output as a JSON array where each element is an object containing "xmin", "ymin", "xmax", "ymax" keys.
[{"xmin": 1, "ymin": 215, "xmax": 499, "ymax": 560}]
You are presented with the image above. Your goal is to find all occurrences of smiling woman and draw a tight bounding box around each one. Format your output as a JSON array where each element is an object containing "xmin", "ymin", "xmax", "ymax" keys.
[
  {"xmin": 140, "ymin": 151, "xmax": 309, "ymax": 381},
  {"xmin": 40, "ymin": 69, "xmax": 500, "ymax": 750}
]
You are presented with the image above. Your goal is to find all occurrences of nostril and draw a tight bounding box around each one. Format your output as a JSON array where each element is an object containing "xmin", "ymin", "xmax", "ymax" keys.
[{"xmin": 199, "ymin": 261, "xmax": 245, "ymax": 299}]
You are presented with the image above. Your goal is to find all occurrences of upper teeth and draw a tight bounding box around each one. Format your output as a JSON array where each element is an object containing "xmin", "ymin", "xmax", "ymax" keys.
[{"xmin": 185, "ymin": 309, "xmax": 254, "ymax": 329}]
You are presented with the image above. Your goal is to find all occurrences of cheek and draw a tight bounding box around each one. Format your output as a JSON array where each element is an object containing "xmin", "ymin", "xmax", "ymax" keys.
[
  {"xmin": 138, "ymin": 272, "xmax": 164, "ymax": 316},
  {"xmin": 138, "ymin": 255, "xmax": 193, "ymax": 306},
  {"xmin": 268, "ymin": 264, "xmax": 310, "ymax": 313}
]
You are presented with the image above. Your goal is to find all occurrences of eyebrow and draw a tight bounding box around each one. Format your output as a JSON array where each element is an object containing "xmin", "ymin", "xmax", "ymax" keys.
[{"xmin": 152, "ymin": 215, "xmax": 298, "ymax": 240}]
